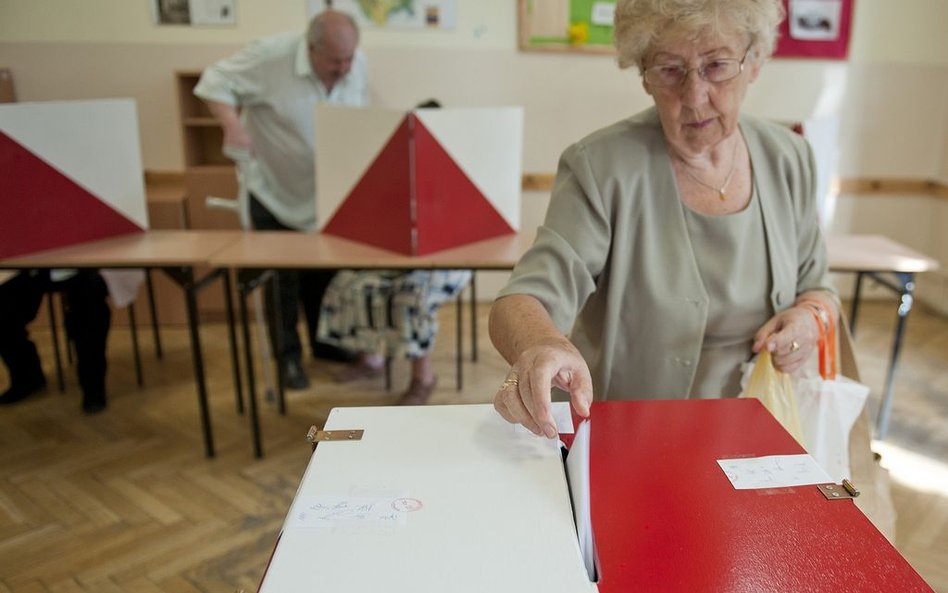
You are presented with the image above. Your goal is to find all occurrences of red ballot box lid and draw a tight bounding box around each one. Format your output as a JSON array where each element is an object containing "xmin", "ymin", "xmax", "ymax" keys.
[{"xmin": 589, "ymin": 399, "xmax": 933, "ymax": 593}]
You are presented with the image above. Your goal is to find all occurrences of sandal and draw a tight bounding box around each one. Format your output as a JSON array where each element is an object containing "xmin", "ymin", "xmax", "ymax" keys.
[
  {"xmin": 398, "ymin": 376, "xmax": 437, "ymax": 406},
  {"xmin": 333, "ymin": 361, "xmax": 385, "ymax": 383}
]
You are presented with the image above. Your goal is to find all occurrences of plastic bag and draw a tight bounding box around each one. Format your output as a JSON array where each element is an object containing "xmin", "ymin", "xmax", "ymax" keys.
[
  {"xmin": 739, "ymin": 350, "xmax": 805, "ymax": 445},
  {"xmin": 794, "ymin": 301, "xmax": 869, "ymax": 482},
  {"xmin": 739, "ymin": 309, "xmax": 870, "ymax": 482},
  {"xmin": 795, "ymin": 371, "xmax": 869, "ymax": 482}
]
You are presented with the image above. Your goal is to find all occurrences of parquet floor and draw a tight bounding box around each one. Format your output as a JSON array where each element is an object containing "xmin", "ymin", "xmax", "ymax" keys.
[{"xmin": 0, "ymin": 298, "xmax": 945, "ymax": 592}]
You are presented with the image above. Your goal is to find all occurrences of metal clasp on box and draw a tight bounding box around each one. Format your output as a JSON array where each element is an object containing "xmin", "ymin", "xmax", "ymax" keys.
[
  {"xmin": 818, "ymin": 479, "xmax": 860, "ymax": 500},
  {"xmin": 306, "ymin": 426, "xmax": 364, "ymax": 444}
]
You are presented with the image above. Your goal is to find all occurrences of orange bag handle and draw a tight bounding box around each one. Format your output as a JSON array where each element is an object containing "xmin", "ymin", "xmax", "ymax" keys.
[{"xmin": 797, "ymin": 298, "xmax": 836, "ymax": 380}]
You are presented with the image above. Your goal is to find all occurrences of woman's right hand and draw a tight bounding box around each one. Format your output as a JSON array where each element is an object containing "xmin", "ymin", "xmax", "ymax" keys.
[{"xmin": 494, "ymin": 339, "xmax": 594, "ymax": 439}]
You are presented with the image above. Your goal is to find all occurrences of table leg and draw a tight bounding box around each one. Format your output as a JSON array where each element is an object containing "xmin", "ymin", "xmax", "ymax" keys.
[
  {"xmin": 876, "ymin": 272, "xmax": 916, "ymax": 439},
  {"xmin": 238, "ymin": 278, "xmax": 263, "ymax": 459},
  {"xmin": 222, "ymin": 269, "xmax": 243, "ymax": 415},
  {"xmin": 181, "ymin": 268, "xmax": 214, "ymax": 458},
  {"xmin": 127, "ymin": 304, "xmax": 143, "ymax": 387},
  {"xmin": 145, "ymin": 270, "xmax": 163, "ymax": 359},
  {"xmin": 162, "ymin": 266, "xmax": 220, "ymax": 458},
  {"xmin": 849, "ymin": 272, "xmax": 865, "ymax": 336}
]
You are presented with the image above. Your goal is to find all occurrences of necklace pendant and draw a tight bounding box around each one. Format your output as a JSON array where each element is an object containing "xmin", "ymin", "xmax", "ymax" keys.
[{"xmin": 718, "ymin": 190, "xmax": 727, "ymax": 201}]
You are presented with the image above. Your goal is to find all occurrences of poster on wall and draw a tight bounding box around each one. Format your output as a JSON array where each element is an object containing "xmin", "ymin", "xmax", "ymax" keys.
[
  {"xmin": 151, "ymin": 0, "xmax": 237, "ymax": 26},
  {"xmin": 307, "ymin": 0, "xmax": 457, "ymax": 29},
  {"xmin": 773, "ymin": 0, "xmax": 853, "ymax": 59},
  {"xmin": 518, "ymin": 0, "xmax": 617, "ymax": 54}
]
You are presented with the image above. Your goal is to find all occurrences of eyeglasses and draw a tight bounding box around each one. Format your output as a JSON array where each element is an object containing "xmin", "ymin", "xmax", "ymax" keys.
[{"xmin": 642, "ymin": 45, "xmax": 752, "ymax": 87}]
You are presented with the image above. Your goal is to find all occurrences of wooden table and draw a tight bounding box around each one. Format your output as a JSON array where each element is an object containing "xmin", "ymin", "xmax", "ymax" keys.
[
  {"xmin": 0, "ymin": 230, "xmax": 245, "ymax": 457},
  {"xmin": 209, "ymin": 231, "xmax": 536, "ymax": 457},
  {"xmin": 826, "ymin": 234, "xmax": 940, "ymax": 438},
  {"xmin": 16, "ymin": 230, "xmax": 928, "ymax": 452}
]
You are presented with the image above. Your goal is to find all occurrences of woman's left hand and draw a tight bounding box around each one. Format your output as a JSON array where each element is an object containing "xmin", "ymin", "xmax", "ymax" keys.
[{"xmin": 752, "ymin": 305, "xmax": 820, "ymax": 374}]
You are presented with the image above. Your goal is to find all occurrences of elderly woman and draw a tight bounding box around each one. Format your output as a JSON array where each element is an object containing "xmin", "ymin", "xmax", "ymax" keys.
[{"xmin": 491, "ymin": 0, "xmax": 839, "ymax": 438}]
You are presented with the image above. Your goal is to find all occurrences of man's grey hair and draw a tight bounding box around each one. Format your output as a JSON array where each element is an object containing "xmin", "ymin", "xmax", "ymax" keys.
[{"xmin": 307, "ymin": 10, "xmax": 359, "ymax": 48}]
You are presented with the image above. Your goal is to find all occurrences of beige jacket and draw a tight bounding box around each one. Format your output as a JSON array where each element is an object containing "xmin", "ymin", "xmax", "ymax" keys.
[{"xmin": 498, "ymin": 108, "xmax": 834, "ymax": 400}]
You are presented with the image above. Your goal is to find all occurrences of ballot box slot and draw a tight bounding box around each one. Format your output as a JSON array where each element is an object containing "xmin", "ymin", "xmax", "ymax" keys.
[{"xmin": 563, "ymin": 420, "xmax": 600, "ymax": 583}]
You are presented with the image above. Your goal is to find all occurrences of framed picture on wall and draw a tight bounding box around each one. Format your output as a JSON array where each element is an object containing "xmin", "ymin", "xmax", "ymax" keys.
[
  {"xmin": 151, "ymin": 0, "xmax": 237, "ymax": 26},
  {"xmin": 773, "ymin": 0, "xmax": 854, "ymax": 59},
  {"xmin": 518, "ymin": 0, "xmax": 617, "ymax": 54},
  {"xmin": 311, "ymin": 0, "xmax": 457, "ymax": 29}
]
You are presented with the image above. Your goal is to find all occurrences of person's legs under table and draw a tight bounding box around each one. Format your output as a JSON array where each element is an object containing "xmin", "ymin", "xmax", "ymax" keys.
[
  {"xmin": 248, "ymin": 194, "xmax": 311, "ymax": 390},
  {"xmin": 0, "ymin": 271, "xmax": 47, "ymax": 405},
  {"xmin": 301, "ymin": 268, "xmax": 357, "ymax": 363},
  {"xmin": 60, "ymin": 269, "xmax": 111, "ymax": 414}
]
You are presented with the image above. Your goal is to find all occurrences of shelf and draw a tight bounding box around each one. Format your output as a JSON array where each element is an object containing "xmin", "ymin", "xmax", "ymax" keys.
[
  {"xmin": 183, "ymin": 117, "xmax": 221, "ymax": 127},
  {"xmin": 189, "ymin": 164, "xmax": 235, "ymax": 174}
]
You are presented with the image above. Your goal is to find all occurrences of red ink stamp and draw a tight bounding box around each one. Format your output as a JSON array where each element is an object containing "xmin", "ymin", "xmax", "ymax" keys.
[{"xmin": 391, "ymin": 497, "xmax": 423, "ymax": 512}]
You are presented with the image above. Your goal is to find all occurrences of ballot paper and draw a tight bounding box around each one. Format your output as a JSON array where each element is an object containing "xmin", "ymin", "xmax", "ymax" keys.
[
  {"xmin": 717, "ymin": 454, "xmax": 833, "ymax": 490},
  {"xmin": 514, "ymin": 401, "xmax": 576, "ymax": 438},
  {"xmin": 566, "ymin": 419, "xmax": 595, "ymax": 581}
]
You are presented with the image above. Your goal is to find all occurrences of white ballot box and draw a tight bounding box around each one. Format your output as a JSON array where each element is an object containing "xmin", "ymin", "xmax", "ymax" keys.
[{"xmin": 259, "ymin": 404, "xmax": 594, "ymax": 593}]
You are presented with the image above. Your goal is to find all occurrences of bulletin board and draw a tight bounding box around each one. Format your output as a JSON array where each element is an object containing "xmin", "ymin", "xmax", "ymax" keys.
[
  {"xmin": 519, "ymin": 0, "xmax": 854, "ymax": 59},
  {"xmin": 518, "ymin": 0, "xmax": 617, "ymax": 54},
  {"xmin": 773, "ymin": 0, "xmax": 854, "ymax": 60}
]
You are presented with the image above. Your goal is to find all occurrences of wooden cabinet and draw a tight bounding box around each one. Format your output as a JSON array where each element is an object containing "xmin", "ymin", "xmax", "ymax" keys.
[
  {"xmin": 0, "ymin": 68, "xmax": 15, "ymax": 103},
  {"xmin": 175, "ymin": 71, "xmax": 240, "ymax": 230},
  {"xmin": 145, "ymin": 180, "xmax": 190, "ymax": 326},
  {"xmin": 176, "ymin": 71, "xmax": 230, "ymax": 167},
  {"xmin": 176, "ymin": 71, "xmax": 240, "ymax": 322}
]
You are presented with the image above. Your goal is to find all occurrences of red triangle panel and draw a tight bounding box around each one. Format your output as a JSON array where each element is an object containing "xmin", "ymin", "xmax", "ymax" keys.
[
  {"xmin": 322, "ymin": 117, "xmax": 415, "ymax": 255},
  {"xmin": 0, "ymin": 131, "xmax": 143, "ymax": 259},
  {"xmin": 412, "ymin": 119, "xmax": 514, "ymax": 255}
]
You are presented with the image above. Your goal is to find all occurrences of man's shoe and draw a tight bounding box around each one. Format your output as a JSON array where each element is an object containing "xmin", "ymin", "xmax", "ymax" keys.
[
  {"xmin": 282, "ymin": 360, "xmax": 310, "ymax": 391},
  {"xmin": 0, "ymin": 374, "xmax": 47, "ymax": 406},
  {"xmin": 82, "ymin": 396, "xmax": 107, "ymax": 415}
]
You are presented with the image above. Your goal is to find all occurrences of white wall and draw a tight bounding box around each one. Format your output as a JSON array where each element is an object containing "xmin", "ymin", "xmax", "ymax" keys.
[
  {"xmin": 0, "ymin": 0, "xmax": 945, "ymax": 308},
  {"xmin": 0, "ymin": 0, "xmax": 514, "ymax": 48},
  {"xmin": 3, "ymin": 0, "xmax": 945, "ymax": 176},
  {"xmin": 4, "ymin": 0, "xmax": 948, "ymax": 59}
]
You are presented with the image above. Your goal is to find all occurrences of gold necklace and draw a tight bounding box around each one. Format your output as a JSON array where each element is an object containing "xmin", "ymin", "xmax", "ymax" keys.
[{"xmin": 679, "ymin": 139, "xmax": 740, "ymax": 201}]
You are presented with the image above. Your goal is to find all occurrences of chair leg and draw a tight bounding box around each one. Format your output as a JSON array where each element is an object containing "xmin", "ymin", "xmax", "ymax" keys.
[
  {"xmin": 456, "ymin": 290, "xmax": 463, "ymax": 391},
  {"xmin": 46, "ymin": 293, "xmax": 66, "ymax": 392},
  {"xmin": 59, "ymin": 295, "xmax": 74, "ymax": 365},
  {"xmin": 470, "ymin": 272, "xmax": 478, "ymax": 363}
]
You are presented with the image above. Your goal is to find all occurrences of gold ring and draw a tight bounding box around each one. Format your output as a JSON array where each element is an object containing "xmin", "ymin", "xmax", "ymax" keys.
[
  {"xmin": 790, "ymin": 340, "xmax": 800, "ymax": 353},
  {"xmin": 501, "ymin": 377, "xmax": 519, "ymax": 389}
]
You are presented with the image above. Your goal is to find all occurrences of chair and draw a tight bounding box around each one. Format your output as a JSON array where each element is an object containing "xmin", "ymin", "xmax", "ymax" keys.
[{"xmin": 46, "ymin": 280, "xmax": 152, "ymax": 391}]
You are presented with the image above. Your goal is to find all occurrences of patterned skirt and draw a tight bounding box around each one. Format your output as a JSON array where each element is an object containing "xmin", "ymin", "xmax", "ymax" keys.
[{"xmin": 317, "ymin": 270, "xmax": 472, "ymax": 359}]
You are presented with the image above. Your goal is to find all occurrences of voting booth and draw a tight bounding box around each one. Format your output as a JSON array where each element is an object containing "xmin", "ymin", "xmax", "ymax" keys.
[
  {"xmin": 0, "ymin": 99, "xmax": 148, "ymax": 259},
  {"xmin": 259, "ymin": 400, "xmax": 933, "ymax": 592},
  {"xmin": 315, "ymin": 105, "xmax": 522, "ymax": 256}
]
